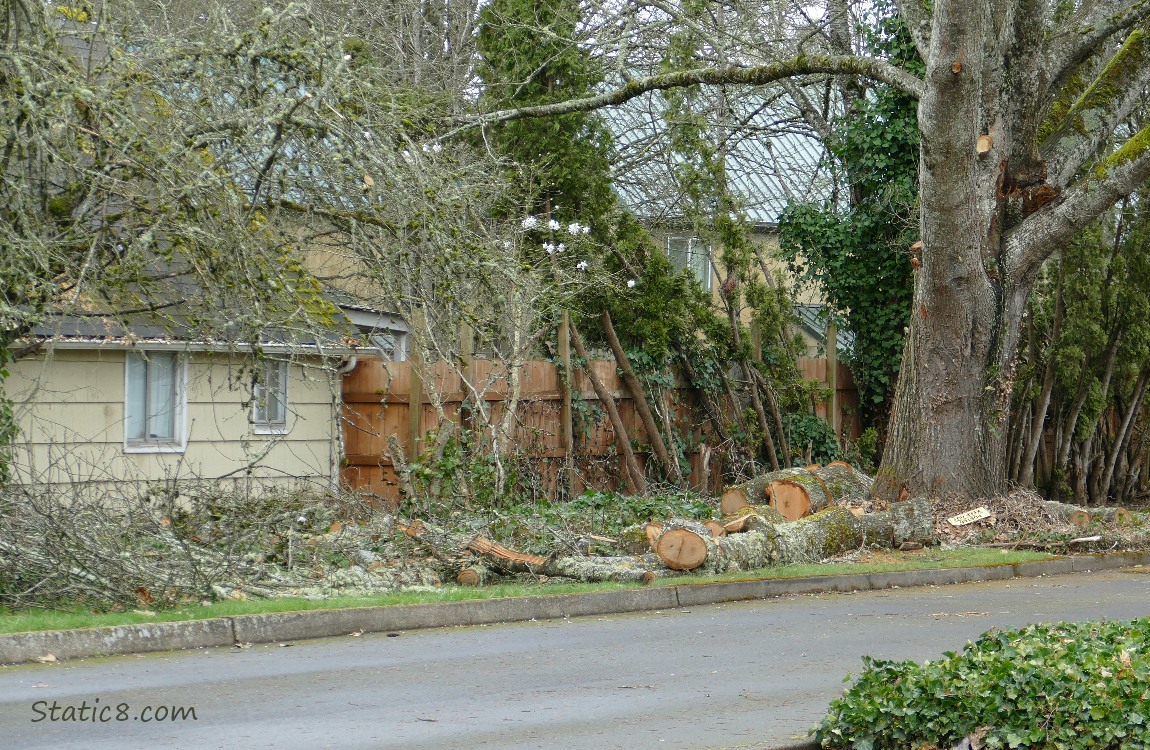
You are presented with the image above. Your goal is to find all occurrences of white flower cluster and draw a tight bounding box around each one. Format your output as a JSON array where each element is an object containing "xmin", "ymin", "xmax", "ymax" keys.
[
  {"xmin": 542, "ymin": 242, "xmax": 567, "ymax": 255},
  {"xmin": 421, "ymin": 143, "xmax": 443, "ymax": 154},
  {"xmin": 627, "ymin": 279, "xmax": 637, "ymax": 288},
  {"xmin": 575, "ymin": 260, "xmax": 589, "ymax": 272},
  {"xmin": 519, "ymin": 216, "xmax": 593, "ymax": 235}
]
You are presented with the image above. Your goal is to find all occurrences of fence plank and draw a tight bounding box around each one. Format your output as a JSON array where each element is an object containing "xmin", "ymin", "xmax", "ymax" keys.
[{"xmin": 341, "ymin": 355, "xmax": 858, "ymax": 505}]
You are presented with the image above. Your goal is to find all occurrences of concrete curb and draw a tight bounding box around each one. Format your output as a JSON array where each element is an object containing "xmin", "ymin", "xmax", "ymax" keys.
[{"xmin": 3, "ymin": 550, "xmax": 1148, "ymax": 667}]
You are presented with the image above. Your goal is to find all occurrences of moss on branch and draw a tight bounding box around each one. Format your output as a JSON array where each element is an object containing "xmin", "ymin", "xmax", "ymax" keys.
[{"xmin": 459, "ymin": 55, "xmax": 925, "ymax": 133}]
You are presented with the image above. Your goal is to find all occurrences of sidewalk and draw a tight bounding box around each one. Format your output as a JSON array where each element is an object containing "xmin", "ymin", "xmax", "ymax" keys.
[{"xmin": 3, "ymin": 550, "xmax": 1148, "ymax": 668}]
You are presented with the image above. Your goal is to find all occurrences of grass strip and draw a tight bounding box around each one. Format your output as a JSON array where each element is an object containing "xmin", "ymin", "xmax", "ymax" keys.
[{"xmin": 0, "ymin": 547, "xmax": 1053, "ymax": 636}]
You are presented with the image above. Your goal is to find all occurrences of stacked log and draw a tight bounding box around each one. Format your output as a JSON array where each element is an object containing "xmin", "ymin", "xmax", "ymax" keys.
[{"xmin": 720, "ymin": 463, "xmax": 873, "ymax": 521}]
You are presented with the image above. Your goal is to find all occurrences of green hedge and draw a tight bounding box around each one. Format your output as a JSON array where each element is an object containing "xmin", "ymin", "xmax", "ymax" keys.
[{"xmin": 816, "ymin": 618, "xmax": 1150, "ymax": 749}]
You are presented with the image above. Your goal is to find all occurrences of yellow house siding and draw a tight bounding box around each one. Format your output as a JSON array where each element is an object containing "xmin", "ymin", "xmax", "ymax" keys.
[{"xmin": 9, "ymin": 348, "xmax": 340, "ymax": 490}]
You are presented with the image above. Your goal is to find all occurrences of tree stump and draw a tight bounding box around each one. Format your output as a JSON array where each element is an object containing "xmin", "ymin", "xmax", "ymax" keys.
[{"xmin": 811, "ymin": 463, "xmax": 874, "ymax": 506}]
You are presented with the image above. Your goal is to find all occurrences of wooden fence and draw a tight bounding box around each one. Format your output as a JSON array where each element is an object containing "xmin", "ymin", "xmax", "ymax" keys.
[{"xmin": 341, "ymin": 356, "xmax": 857, "ymax": 506}]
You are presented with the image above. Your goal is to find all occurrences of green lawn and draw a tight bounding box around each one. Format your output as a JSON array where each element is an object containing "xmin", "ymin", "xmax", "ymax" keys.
[{"xmin": 0, "ymin": 547, "xmax": 1053, "ymax": 636}]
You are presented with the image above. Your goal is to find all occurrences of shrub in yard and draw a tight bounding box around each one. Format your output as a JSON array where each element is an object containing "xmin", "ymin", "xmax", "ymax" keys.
[{"xmin": 816, "ymin": 618, "xmax": 1150, "ymax": 750}]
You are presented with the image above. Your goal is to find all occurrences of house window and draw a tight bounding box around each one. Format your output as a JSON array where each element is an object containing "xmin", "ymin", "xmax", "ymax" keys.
[
  {"xmin": 667, "ymin": 236, "xmax": 712, "ymax": 290},
  {"xmin": 125, "ymin": 351, "xmax": 185, "ymax": 450},
  {"xmin": 253, "ymin": 360, "xmax": 289, "ymax": 434}
]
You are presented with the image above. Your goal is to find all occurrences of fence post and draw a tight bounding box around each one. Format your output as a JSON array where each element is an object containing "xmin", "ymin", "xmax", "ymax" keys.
[
  {"xmin": 407, "ymin": 347, "xmax": 424, "ymax": 462},
  {"xmin": 559, "ymin": 311, "xmax": 574, "ymax": 453},
  {"xmin": 827, "ymin": 321, "xmax": 839, "ymax": 440}
]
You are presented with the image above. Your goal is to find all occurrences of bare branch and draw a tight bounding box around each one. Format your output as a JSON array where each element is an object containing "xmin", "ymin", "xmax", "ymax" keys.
[
  {"xmin": 451, "ymin": 54, "xmax": 925, "ymax": 135},
  {"xmin": 1043, "ymin": 0, "xmax": 1150, "ymax": 99}
]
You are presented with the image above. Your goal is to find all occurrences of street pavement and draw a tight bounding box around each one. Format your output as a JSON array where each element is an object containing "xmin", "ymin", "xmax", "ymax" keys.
[{"xmin": 1, "ymin": 567, "xmax": 1149, "ymax": 750}]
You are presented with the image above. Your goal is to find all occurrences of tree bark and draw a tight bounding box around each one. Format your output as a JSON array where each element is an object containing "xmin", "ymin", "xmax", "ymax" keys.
[
  {"xmin": 401, "ymin": 517, "xmax": 662, "ymax": 583},
  {"xmin": 1097, "ymin": 365, "xmax": 1150, "ymax": 505},
  {"xmin": 871, "ymin": 1, "xmax": 1150, "ymax": 501}
]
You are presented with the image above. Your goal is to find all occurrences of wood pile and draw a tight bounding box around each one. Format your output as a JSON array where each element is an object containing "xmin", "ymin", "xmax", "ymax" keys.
[
  {"xmin": 721, "ymin": 462, "xmax": 873, "ymax": 520},
  {"xmin": 399, "ymin": 463, "xmax": 936, "ymax": 584}
]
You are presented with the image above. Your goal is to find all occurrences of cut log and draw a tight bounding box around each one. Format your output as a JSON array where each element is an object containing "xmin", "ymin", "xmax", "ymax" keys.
[
  {"xmin": 722, "ymin": 467, "xmax": 833, "ymax": 517},
  {"xmin": 645, "ymin": 522, "xmax": 664, "ymax": 547},
  {"xmin": 810, "ymin": 463, "xmax": 874, "ymax": 506},
  {"xmin": 722, "ymin": 516, "xmax": 750, "ymax": 533},
  {"xmin": 703, "ymin": 520, "xmax": 728, "ymax": 538},
  {"xmin": 721, "ymin": 485, "xmax": 758, "ymax": 516},
  {"xmin": 651, "ymin": 498, "xmax": 934, "ymax": 573},
  {"xmin": 1040, "ymin": 500, "xmax": 1140, "ymax": 527},
  {"xmin": 720, "ymin": 505, "xmax": 786, "ymax": 534},
  {"xmin": 456, "ymin": 565, "xmax": 493, "ymax": 586},
  {"xmin": 653, "ymin": 520, "xmax": 712, "ymax": 571},
  {"xmin": 770, "ymin": 479, "xmax": 814, "ymax": 521}
]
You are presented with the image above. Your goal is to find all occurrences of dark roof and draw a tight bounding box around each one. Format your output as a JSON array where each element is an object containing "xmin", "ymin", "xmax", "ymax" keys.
[{"xmin": 26, "ymin": 310, "xmax": 358, "ymax": 353}]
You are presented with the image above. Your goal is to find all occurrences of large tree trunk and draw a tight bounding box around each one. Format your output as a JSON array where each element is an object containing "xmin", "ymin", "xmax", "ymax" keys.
[
  {"xmin": 874, "ymin": 2, "xmax": 1034, "ymax": 501},
  {"xmin": 874, "ymin": 0, "xmax": 1150, "ymax": 501}
]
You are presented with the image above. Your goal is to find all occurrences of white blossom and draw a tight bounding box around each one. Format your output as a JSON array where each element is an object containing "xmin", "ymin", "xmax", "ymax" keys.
[
  {"xmin": 582, "ymin": 225, "xmax": 591, "ymax": 235},
  {"xmin": 575, "ymin": 260, "xmax": 589, "ymax": 272},
  {"xmin": 521, "ymin": 216, "xmax": 540, "ymax": 229},
  {"xmin": 567, "ymin": 222, "xmax": 583, "ymax": 235},
  {"xmin": 547, "ymin": 219, "xmax": 561, "ymax": 231},
  {"xmin": 556, "ymin": 243, "xmax": 566, "ymax": 253},
  {"xmin": 432, "ymin": 143, "xmax": 442, "ymax": 153},
  {"xmin": 627, "ymin": 279, "xmax": 637, "ymax": 288},
  {"xmin": 543, "ymin": 242, "xmax": 556, "ymax": 254}
]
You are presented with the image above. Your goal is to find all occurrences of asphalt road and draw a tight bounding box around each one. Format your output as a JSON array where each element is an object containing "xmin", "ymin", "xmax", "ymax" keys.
[{"xmin": 2, "ymin": 567, "xmax": 1150, "ymax": 750}]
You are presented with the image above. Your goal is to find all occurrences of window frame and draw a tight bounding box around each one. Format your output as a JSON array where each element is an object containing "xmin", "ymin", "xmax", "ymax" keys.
[
  {"xmin": 666, "ymin": 235, "xmax": 712, "ymax": 291},
  {"xmin": 123, "ymin": 350, "xmax": 187, "ymax": 453},
  {"xmin": 252, "ymin": 358, "xmax": 290, "ymax": 435}
]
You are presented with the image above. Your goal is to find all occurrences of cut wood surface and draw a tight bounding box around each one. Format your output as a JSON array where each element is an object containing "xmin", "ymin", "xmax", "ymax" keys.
[
  {"xmin": 722, "ymin": 468, "xmax": 824, "ymax": 516},
  {"xmin": 721, "ymin": 464, "xmax": 872, "ymax": 519},
  {"xmin": 653, "ymin": 520, "xmax": 713, "ymax": 571},
  {"xmin": 703, "ymin": 520, "xmax": 728, "ymax": 538},
  {"xmin": 770, "ymin": 479, "xmax": 813, "ymax": 521}
]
